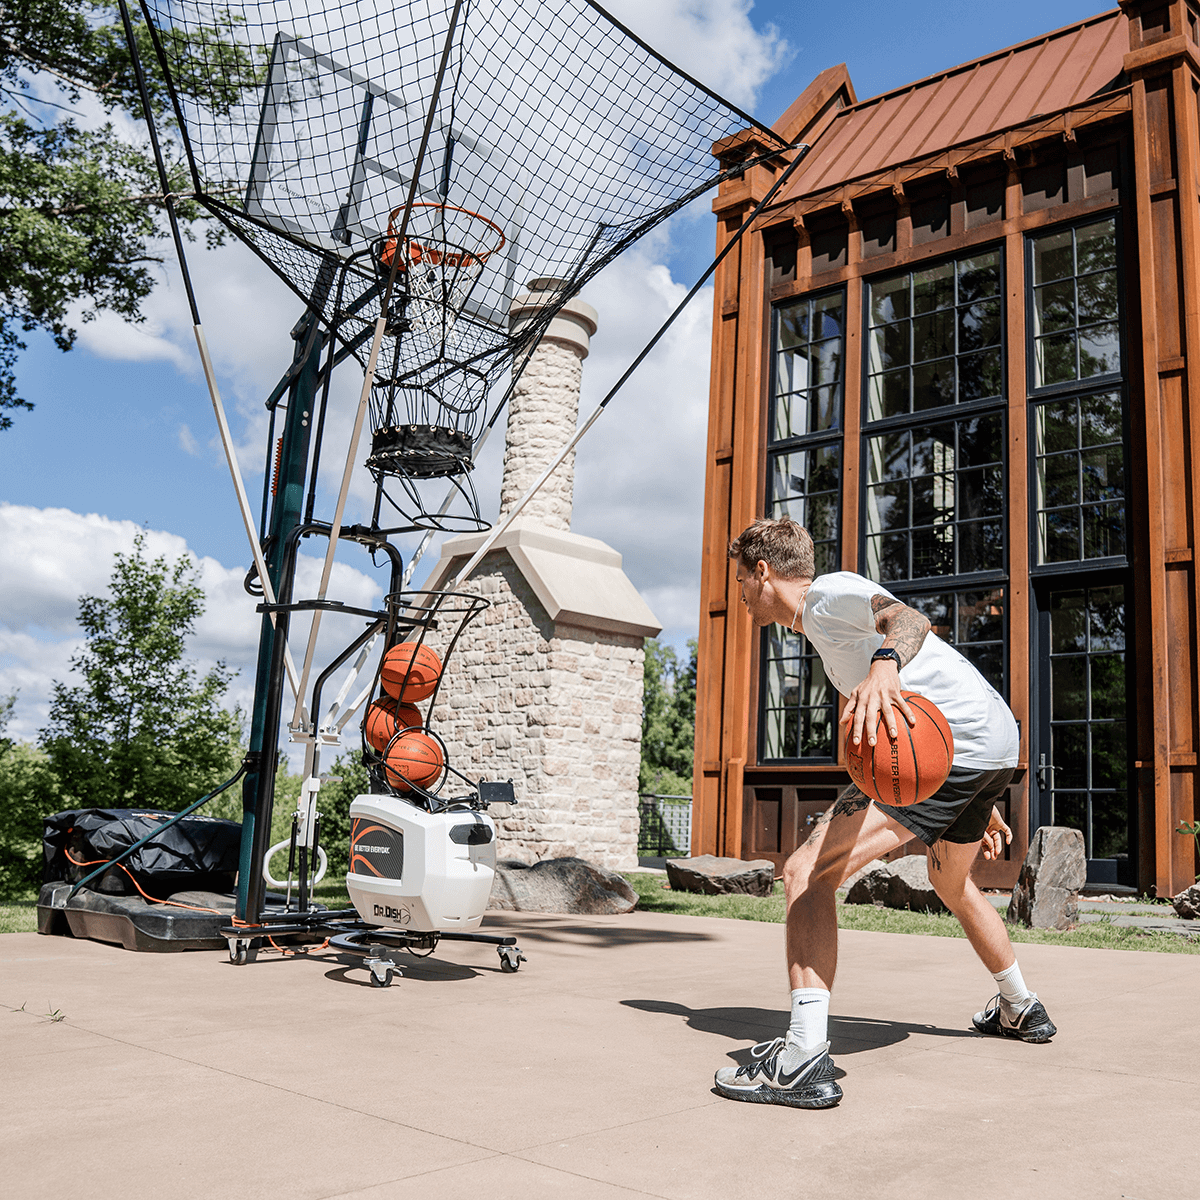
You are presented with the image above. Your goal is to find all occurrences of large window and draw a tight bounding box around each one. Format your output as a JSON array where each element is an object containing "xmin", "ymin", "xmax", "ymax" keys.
[
  {"xmin": 762, "ymin": 288, "xmax": 845, "ymax": 759},
  {"xmin": 861, "ymin": 249, "xmax": 1008, "ymax": 697},
  {"xmin": 1028, "ymin": 216, "xmax": 1126, "ymax": 567}
]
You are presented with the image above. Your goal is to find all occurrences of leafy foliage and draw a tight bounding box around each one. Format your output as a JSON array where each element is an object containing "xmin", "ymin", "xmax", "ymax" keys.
[
  {"xmin": 639, "ymin": 638, "xmax": 696, "ymax": 797},
  {"xmin": 0, "ymin": 2, "xmax": 263, "ymax": 427},
  {"xmin": 0, "ymin": 697, "xmax": 62, "ymax": 896},
  {"xmin": 40, "ymin": 533, "xmax": 243, "ymax": 810}
]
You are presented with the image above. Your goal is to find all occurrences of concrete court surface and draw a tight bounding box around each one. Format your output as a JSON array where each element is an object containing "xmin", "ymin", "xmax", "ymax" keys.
[{"xmin": 3, "ymin": 910, "xmax": 1196, "ymax": 1200}]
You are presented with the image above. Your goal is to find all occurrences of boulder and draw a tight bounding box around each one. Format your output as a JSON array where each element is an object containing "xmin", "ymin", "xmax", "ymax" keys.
[
  {"xmin": 1171, "ymin": 883, "xmax": 1200, "ymax": 920},
  {"xmin": 487, "ymin": 857, "xmax": 637, "ymax": 915},
  {"xmin": 665, "ymin": 854, "xmax": 775, "ymax": 897},
  {"xmin": 840, "ymin": 858, "xmax": 889, "ymax": 898},
  {"xmin": 844, "ymin": 854, "xmax": 948, "ymax": 913},
  {"xmin": 1008, "ymin": 827, "xmax": 1086, "ymax": 930}
]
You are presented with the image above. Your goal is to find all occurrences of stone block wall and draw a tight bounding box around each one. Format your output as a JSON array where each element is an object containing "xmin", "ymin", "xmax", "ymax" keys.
[{"xmin": 426, "ymin": 553, "xmax": 644, "ymax": 871}]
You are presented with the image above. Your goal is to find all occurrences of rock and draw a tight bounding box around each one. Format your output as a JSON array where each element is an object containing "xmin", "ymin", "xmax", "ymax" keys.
[
  {"xmin": 1008, "ymin": 827, "xmax": 1086, "ymax": 930},
  {"xmin": 487, "ymin": 857, "xmax": 637, "ymax": 915},
  {"xmin": 841, "ymin": 858, "xmax": 889, "ymax": 897},
  {"xmin": 665, "ymin": 855, "xmax": 776, "ymax": 897},
  {"xmin": 844, "ymin": 854, "xmax": 947, "ymax": 913},
  {"xmin": 1171, "ymin": 883, "xmax": 1200, "ymax": 920}
]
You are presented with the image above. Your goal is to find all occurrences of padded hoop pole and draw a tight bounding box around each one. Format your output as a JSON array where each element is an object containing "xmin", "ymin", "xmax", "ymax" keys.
[{"xmin": 449, "ymin": 141, "xmax": 812, "ymax": 589}]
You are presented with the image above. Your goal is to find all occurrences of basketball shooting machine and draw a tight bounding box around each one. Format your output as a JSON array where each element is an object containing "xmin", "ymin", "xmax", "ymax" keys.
[{"xmin": 52, "ymin": 0, "xmax": 810, "ymax": 982}]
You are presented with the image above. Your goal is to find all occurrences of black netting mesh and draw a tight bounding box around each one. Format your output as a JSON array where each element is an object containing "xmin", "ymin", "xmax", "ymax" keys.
[{"xmin": 139, "ymin": 0, "xmax": 786, "ymax": 487}]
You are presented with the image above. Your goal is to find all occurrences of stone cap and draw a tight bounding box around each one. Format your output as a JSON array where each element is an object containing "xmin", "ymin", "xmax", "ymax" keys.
[
  {"xmin": 509, "ymin": 280, "xmax": 598, "ymax": 359},
  {"xmin": 426, "ymin": 517, "xmax": 662, "ymax": 639}
]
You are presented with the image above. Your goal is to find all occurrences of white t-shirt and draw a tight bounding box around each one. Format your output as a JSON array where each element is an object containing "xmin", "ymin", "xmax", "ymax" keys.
[{"xmin": 800, "ymin": 571, "xmax": 1018, "ymax": 770}]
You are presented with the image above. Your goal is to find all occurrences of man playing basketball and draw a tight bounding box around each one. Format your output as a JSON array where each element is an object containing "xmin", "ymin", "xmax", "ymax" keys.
[{"xmin": 714, "ymin": 517, "xmax": 1056, "ymax": 1110}]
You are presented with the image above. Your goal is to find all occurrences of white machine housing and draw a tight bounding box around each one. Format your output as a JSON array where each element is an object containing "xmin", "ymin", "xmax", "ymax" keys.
[{"xmin": 346, "ymin": 793, "xmax": 497, "ymax": 932}]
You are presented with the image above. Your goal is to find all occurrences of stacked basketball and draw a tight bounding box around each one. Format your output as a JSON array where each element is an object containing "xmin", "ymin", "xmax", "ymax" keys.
[{"xmin": 364, "ymin": 642, "xmax": 445, "ymax": 790}]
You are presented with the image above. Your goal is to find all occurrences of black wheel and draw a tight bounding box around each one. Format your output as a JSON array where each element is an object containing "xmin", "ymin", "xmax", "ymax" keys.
[
  {"xmin": 229, "ymin": 940, "xmax": 254, "ymax": 966},
  {"xmin": 368, "ymin": 960, "xmax": 394, "ymax": 988},
  {"xmin": 498, "ymin": 947, "xmax": 525, "ymax": 973}
]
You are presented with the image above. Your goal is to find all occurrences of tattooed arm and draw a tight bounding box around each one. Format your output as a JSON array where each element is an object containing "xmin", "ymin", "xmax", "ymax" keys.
[{"xmin": 839, "ymin": 595, "xmax": 932, "ymax": 748}]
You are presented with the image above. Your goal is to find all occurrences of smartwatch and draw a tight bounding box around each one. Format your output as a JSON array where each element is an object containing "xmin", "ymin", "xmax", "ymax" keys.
[{"xmin": 871, "ymin": 647, "xmax": 902, "ymax": 669}]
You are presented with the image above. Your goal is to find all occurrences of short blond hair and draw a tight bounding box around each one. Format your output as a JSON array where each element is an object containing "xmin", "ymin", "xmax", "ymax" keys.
[{"xmin": 728, "ymin": 517, "xmax": 815, "ymax": 579}]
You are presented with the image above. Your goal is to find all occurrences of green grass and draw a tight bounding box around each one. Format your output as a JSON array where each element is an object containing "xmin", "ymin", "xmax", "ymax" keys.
[{"xmin": 623, "ymin": 872, "xmax": 1200, "ymax": 955}]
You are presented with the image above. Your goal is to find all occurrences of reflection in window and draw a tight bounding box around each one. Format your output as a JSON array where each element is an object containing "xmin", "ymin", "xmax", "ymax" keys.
[
  {"xmin": 866, "ymin": 250, "xmax": 1002, "ymax": 420},
  {"xmin": 905, "ymin": 588, "xmax": 1006, "ymax": 695},
  {"xmin": 1035, "ymin": 390, "xmax": 1126, "ymax": 563},
  {"xmin": 761, "ymin": 627, "xmax": 835, "ymax": 760},
  {"xmin": 774, "ymin": 292, "xmax": 845, "ymax": 440},
  {"xmin": 1031, "ymin": 217, "xmax": 1120, "ymax": 389},
  {"xmin": 769, "ymin": 444, "xmax": 842, "ymax": 576},
  {"xmin": 1047, "ymin": 585, "xmax": 1128, "ymax": 862},
  {"xmin": 864, "ymin": 414, "xmax": 1005, "ymax": 581}
]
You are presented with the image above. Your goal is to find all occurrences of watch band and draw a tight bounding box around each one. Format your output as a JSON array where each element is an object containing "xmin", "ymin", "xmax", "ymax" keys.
[{"xmin": 871, "ymin": 647, "xmax": 902, "ymax": 669}]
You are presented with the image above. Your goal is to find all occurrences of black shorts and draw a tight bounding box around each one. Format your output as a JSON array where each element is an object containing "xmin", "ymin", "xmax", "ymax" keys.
[{"xmin": 870, "ymin": 766, "xmax": 1015, "ymax": 847}]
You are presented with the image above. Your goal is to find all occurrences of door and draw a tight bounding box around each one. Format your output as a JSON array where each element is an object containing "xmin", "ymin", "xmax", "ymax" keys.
[{"xmin": 1033, "ymin": 581, "xmax": 1134, "ymax": 886}]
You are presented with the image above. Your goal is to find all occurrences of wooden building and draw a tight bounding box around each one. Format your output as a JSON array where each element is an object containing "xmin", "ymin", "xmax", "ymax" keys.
[{"xmin": 695, "ymin": 1, "xmax": 1200, "ymax": 896}]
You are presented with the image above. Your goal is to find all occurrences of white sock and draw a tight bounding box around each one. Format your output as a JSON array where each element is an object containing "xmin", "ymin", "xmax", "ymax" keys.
[
  {"xmin": 992, "ymin": 962, "xmax": 1032, "ymax": 1006},
  {"xmin": 788, "ymin": 988, "xmax": 830, "ymax": 1052}
]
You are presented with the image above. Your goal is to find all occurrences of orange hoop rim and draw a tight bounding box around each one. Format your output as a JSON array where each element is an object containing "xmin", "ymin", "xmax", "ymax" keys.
[{"xmin": 382, "ymin": 201, "xmax": 506, "ymax": 270}]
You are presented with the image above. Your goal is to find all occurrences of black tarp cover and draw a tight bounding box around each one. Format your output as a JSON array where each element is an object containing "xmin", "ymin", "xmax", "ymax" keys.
[{"xmin": 43, "ymin": 809, "xmax": 242, "ymax": 896}]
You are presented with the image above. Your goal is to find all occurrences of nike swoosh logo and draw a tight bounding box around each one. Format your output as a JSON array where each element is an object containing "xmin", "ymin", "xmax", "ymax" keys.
[{"xmin": 777, "ymin": 1061, "xmax": 812, "ymax": 1087}]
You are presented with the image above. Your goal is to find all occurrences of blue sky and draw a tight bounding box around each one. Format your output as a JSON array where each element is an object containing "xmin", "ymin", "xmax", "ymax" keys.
[{"xmin": 1, "ymin": 0, "xmax": 1111, "ymax": 741}]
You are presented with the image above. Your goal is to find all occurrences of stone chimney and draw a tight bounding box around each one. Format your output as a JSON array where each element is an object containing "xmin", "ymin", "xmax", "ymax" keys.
[{"xmin": 499, "ymin": 279, "xmax": 598, "ymax": 531}]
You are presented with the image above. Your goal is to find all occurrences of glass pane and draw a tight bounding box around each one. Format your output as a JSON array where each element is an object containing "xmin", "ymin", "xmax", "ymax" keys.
[
  {"xmin": 959, "ymin": 414, "xmax": 1003, "ymax": 466},
  {"xmin": 959, "ymin": 518, "xmax": 1003, "ymax": 574},
  {"xmin": 1081, "ymin": 446, "xmax": 1123, "ymax": 503},
  {"xmin": 870, "ymin": 274, "xmax": 909, "ymax": 325},
  {"xmin": 958, "ymin": 347, "xmax": 1003, "ymax": 403},
  {"xmin": 1041, "ymin": 452, "xmax": 1079, "ymax": 508},
  {"xmin": 1051, "ymin": 656, "xmax": 1087, "ymax": 720},
  {"xmin": 966, "ymin": 644, "xmax": 1003, "ymax": 691},
  {"xmin": 810, "ymin": 384, "xmax": 841, "ymax": 434},
  {"xmin": 913, "ymin": 309, "xmax": 954, "ymax": 362},
  {"xmin": 776, "ymin": 348, "xmax": 808, "ymax": 397},
  {"xmin": 1091, "ymin": 792, "xmax": 1130, "ymax": 859},
  {"xmin": 810, "ymin": 337, "xmax": 843, "ymax": 387},
  {"xmin": 957, "ymin": 252, "xmax": 1001, "ymax": 301},
  {"xmin": 958, "ymin": 298, "xmax": 1002, "ymax": 351},
  {"xmin": 1077, "ymin": 269, "xmax": 1118, "ymax": 325},
  {"xmin": 1080, "ymin": 391, "xmax": 1122, "ymax": 446},
  {"xmin": 959, "ymin": 591, "xmax": 1005, "ymax": 643},
  {"xmin": 773, "ymin": 390, "xmax": 800, "ymax": 441},
  {"xmin": 1090, "ymin": 653, "xmax": 1126, "ymax": 720},
  {"xmin": 800, "ymin": 707, "xmax": 834, "ymax": 758},
  {"xmin": 872, "ymin": 321, "xmax": 910, "ymax": 372},
  {"xmin": 913, "ymin": 261, "xmax": 954, "ymax": 313},
  {"xmin": 1088, "ymin": 587, "xmax": 1125, "ymax": 650},
  {"xmin": 1036, "ymin": 331, "xmax": 1077, "ymax": 386},
  {"xmin": 911, "ymin": 525, "xmax": 953, "ymax": 578},
  {"xmin": 867, "ymin": 431, "xmax": 909, "ymax": 485},
  {"xmin": 1036, "ymin": 400, "xmax": 1078, "ymax": 454},
  {"xmin": 870, "ymin": 368, "xmax": 910, "ymax": 421},
  {"xmin": 1079, "ymin": 322, "xmax": 1120, "ymax": 378},
  {"xmin": 1076, "ymin": 217, "xmax": 1117, "ymax": 272},
  {"xmin": 1034, "ymin": 279, "xmax": 1075, "ymax": 335},
  {"xmin": 1052, "ymin": 724, "xmax": 1088, "ymax": 786},
  {"xmin": 865, "ymin": 481, "xmax": 908, "ymax": 535},
  {"xmin": 874, "ymin": 533, "xmax": 909, "ymax": 581},
  {"xmin": 912, "ymin": 358, "xmax": 955, "ymax": 409},
  {"xmin": 812, "ymin": 292, "xmax": 844, "ymax": 339},
  {"xmin": 1083, "ymin": 505, "xmax": 1125, "ymax": 559},
  {"xmin": 910, "ymin": 593, "xmax": 952, "ymax": 639},
  {"xmin": 777, "ymin": 303, "xmax": 809, "ymax": 349},
  {"xmin": 1033, "ymin": 229, "xmax": 1074, "ymax": 283},
  {"xmin": 812, "ymin": 539, "xmax": 840, "ymax": 577},
  {"xmin": 1052, "ymin": 791, "xmax": 1087, "ymax": 832},
  {"xmin": 806, "ymin": 490, "xmax": 840, "ymax": 544},
  {"xmin": 1039, "ymin": 509, "xmax": 1079, "ymax": 562},
  {"xmin": 1050, "ymin": 592, "xmax": 1088, "ymax": 653},
  {"xmin": 1091, "ymin": 722, "xmax": 1128, "ymax": 790}
]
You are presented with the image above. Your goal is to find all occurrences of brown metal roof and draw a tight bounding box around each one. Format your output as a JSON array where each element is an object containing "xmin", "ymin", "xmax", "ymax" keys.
[{"xmin": 783, "ymin": 9, "xmax": 1127, "ymax": 199}]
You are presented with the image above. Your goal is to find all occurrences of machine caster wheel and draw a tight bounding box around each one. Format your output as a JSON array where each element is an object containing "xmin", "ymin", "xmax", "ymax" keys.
[
  {"xmin": 229, "ymin": 939, "xmax": 257, "ymax": 966},
  {"xmin": 367, "ymin": 958, "xmax": 395, "ymax": 988},
  {"xmin": 498, "ymin": 946, "xmax": 526, "ymax": 973}
]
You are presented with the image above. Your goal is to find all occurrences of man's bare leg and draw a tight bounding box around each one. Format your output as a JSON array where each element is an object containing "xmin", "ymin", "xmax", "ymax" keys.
[
  {"xmin": 782, "ymin": 795, "xmax": 914, "ymax": 991},
  {"xmin": 925, "ymin": 838, "xmax": 1015, "ymax": 974}
]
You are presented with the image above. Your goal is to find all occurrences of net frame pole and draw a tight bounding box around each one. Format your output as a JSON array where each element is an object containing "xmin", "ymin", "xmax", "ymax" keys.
[
  {"xmin": 290, "ymin": 0, "xmax": 469, "ymax": 731},
  {"xmin": 449, "ymin": 142, "xmax": 812, "ymax": 589}
]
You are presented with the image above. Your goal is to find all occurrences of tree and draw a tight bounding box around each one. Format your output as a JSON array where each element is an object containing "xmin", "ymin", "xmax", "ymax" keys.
[
  {"xmin": 40, "ymin": 533, "xmax": 243, "ymax": 809},
  {"xmin": 0, "ymin": 691, "xmax": 62, "ymax": 896},
  {"xmin": 639, "ymin": 638, "xmax": 697, "ymax": 796},
  {"xmin": 0, "ymin": 2, "xmax": 263, "ymax": 428}
]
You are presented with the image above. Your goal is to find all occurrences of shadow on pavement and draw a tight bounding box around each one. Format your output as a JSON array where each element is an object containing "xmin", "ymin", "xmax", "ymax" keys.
[
  {"xmin": 621, "ymin": 999, "xmax": 978, "ymax": 1059},
  {"xmin": 482, "ymin": 918, "xmax": 714, "ymax": 946}
]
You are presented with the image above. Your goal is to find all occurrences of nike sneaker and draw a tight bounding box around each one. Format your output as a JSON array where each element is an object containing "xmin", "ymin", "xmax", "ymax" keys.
[
  {"xmin": 713, "ymin": 1038, "xmax": 842, "ymax": 1108},
  {"xmin": 972, "ymin": 993, "xmax": 1057, "ymax": 1042}
]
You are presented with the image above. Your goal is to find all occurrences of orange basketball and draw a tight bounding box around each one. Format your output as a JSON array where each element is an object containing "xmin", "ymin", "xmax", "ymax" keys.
[
  {"xmin": 844, "ymin": 691, "xmax": 954, "ymax": 806},
  {"xmin": 363, "ymin": 695, "xmax": 422, "ymax": 752},
  {"xmin": 380, "ymin": 641, "xmax": 442, "ymax": 702},
  {"xmin": 381, "ymin": 730, "xmax": 444, "ymax": 791}
]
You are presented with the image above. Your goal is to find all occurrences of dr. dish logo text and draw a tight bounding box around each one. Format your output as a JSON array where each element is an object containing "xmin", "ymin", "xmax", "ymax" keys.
[{"xmin": 374, "ymin": 904, "xmax": 410, "ymax": 924}]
